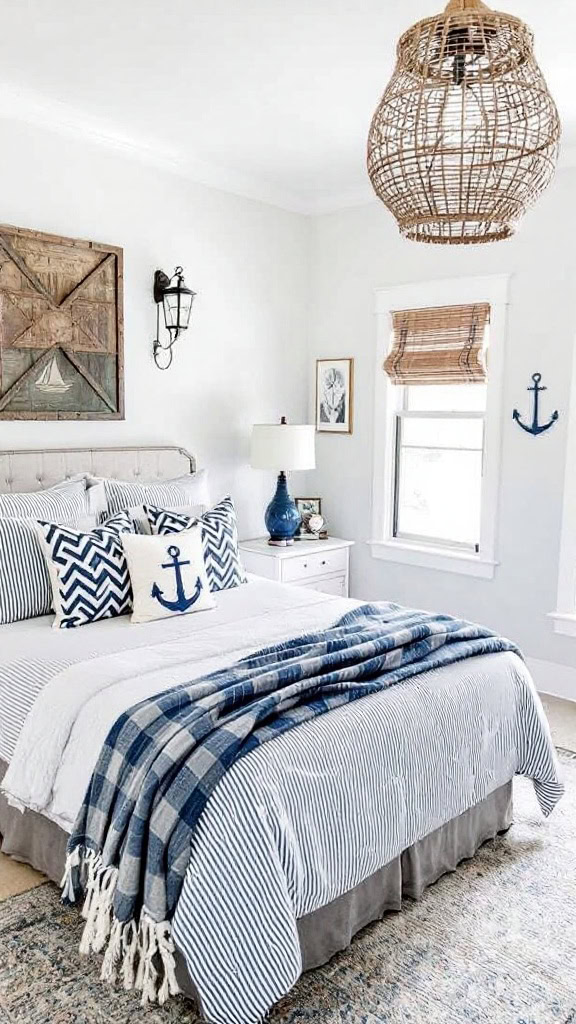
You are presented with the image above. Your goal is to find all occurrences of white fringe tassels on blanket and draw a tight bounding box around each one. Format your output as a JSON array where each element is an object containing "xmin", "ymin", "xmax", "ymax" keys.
[{"xmin": 61, "ymin": 847, "xmax": 181, "ymax": 1006}]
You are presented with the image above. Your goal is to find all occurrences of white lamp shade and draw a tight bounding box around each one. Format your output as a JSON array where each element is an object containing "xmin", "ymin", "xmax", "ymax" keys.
[{"xmin": 251, "ymin": 423, "xmax": 316, "ymax": 471}]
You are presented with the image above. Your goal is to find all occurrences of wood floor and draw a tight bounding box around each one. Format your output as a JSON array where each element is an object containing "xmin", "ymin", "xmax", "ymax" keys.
[
  {"xmin": 541, "ymin": 693, "xmax": 576, "ymax": 751},
  {"xmin": 0, "ymin": 850, "xmax": 45, "ymax": 901},
  {"xmin": 1, "ymin": 695, "xmax": 575, "ymax": 902}
]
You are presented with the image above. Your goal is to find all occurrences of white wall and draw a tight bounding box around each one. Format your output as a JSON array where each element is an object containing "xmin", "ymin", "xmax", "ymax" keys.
[
  {"xmin": 0, "ymin": 119, "xmax": 310, "ymax": 539},
  {"xmin": 4, "ymin": 115, "xmax": 576, "ymax": 692},
  {"xmin": 307, "ymin": 168, "xmax": 576, "ymax": 685}
]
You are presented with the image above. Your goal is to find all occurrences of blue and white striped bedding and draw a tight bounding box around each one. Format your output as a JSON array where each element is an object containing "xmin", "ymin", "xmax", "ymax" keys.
[
  {"xmin": 0, "ymin": 478, "xmax": 88, "ymax": 520},
  {"xmin": 0, "ymin": 579, "xmax": 563, "ymax": 1024},
  {"xmin": 0, "ymin": 478, "xmax": 95, "ymax": 625},
  {"xmin": 172, "ymin": 644, "xmax": 561, "ymax": 1023},
  {"xmin": 0, "ymin": 518, "xmax": 53, "ymax": 624},
  {"xmin": 102, "ymin": 469, "xmax": 210, "ymax": 518}
]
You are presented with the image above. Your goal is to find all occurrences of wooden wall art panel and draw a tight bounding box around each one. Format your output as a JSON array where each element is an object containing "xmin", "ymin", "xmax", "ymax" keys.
[{"xmin": 0, "ymin": 225, "xmax": 124, "ymax": 420}]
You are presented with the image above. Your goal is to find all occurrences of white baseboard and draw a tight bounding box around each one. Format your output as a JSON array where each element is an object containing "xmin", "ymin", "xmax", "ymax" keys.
[{"xmin": 526, "ymin": 657, "xmax": 576, "ymax": 703}]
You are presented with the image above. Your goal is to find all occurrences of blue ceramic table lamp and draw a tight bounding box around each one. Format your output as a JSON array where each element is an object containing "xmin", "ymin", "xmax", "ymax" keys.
[{"xmin": 251, "ymin": 417, "xmax": 316, "ymax": 545}]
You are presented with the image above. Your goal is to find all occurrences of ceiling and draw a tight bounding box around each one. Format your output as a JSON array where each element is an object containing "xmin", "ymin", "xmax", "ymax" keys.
[{"xmin": 0, "ymin": 0, "xmax": 573, "ymax": 214}]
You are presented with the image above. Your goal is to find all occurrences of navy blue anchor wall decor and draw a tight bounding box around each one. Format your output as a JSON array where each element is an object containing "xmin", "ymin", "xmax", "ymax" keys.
[
  {"xmin": 513, "ymin": 373, "xmax": 559, "ymax": 436},
  {"xmin": 151, "ymin": 545, "xmax": 203, "ymax": 613}
]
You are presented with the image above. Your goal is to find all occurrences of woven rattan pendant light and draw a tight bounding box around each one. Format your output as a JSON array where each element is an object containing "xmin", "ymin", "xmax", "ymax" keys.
[{"xmin": 367, "ymin": 0, "xmax": 561, "ymax": 244}]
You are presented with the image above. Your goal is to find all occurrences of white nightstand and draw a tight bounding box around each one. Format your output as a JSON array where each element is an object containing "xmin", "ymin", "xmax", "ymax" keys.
[{"xmin": 239, "ymin": 537, "xmax": 354, "ymax": 597}]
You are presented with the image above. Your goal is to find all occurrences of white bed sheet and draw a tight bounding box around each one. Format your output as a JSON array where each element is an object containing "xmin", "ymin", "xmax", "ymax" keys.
[{"xmin": 0, "ymin": 576, "xmax": 351, "ymax": 810}]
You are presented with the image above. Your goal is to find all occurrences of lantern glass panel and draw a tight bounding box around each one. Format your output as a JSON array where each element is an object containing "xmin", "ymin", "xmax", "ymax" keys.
[{"xmin": 162, "ymin": 288, "xmax": 194, "ymax": 333}]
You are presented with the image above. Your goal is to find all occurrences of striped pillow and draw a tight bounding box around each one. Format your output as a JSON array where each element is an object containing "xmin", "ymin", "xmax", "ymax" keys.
[
  {"xmin": 0, "ymin": 479, "xmax": 88, "ymax": 520},
  {"xmin": 36, "ymin": 512, "xmax": 135, "ymax": 629},
  {"xmin": 0, "ymin": 518, "xmax": 54, "ymax": 624},
  {"xmin": 0, "ymin": 480, "xmax": 93, "ymax": 626},
  {"xmin": 144, "ymin": 497, "xmax": 246, "ymax": 593},
  {"xmin": 102, "ymin": 470, "xmax": 210, "ymax": 519}
]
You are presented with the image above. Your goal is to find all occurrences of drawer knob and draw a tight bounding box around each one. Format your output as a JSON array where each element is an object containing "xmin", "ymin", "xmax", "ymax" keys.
[
  {"xmin": 321, "ymin": 560, "xmax": 326, "ymax": 566},
  {"xmin": 303, "ymin": 563, "xmax": 308, "ymax": 568}
]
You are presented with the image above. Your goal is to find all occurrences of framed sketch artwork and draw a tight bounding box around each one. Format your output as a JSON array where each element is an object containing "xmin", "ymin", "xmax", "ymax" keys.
[
  {"xmin": 0, "ymin": 224, "xmax": 124, "ymax": 420},
  {"xmin": 316, "ymin": 358, "xmax": 354, "ymax": 433}
]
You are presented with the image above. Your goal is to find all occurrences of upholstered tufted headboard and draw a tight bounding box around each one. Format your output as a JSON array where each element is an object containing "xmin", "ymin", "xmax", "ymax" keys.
[{"xmin": 0, "ymin": 447, "xmax": 196, "ymax": 494}]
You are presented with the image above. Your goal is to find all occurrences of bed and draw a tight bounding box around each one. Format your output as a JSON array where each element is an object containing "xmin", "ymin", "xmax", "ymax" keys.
[{"xmin": 0, "ymin": 446, "xmax": 563, "ymax": 1024}]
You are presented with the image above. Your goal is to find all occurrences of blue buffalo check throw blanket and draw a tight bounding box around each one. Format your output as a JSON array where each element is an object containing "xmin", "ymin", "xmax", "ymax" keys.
[{"xmin": 62, "ymin": 602, "xmax": 538, "ymax": 1004}]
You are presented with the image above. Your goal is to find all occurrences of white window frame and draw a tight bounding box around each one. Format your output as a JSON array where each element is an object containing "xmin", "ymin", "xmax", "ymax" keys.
[
  {"xmin": 369, "ymin": 275, "xmax": 510, "ymax": 579},
  {"xmin": 549, "ymin": 336, "xmax": 576, "ymax": 636}
]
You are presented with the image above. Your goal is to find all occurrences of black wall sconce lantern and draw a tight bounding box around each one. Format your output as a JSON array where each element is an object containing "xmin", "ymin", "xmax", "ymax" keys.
[{"xmin": 152, "ymin": 266, "xmax": 196, "ymax": 370}]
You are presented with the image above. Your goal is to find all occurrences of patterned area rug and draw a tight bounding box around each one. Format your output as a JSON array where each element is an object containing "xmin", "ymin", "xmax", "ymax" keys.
[{"xmin": 0, "ymin": 756, "xmax": 574, "ymax": 1024}]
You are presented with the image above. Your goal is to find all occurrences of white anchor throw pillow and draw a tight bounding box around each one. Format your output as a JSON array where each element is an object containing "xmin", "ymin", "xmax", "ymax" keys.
[{"xmin": 121, "ymin": 525, "xmax": 216, "ymax": 624}]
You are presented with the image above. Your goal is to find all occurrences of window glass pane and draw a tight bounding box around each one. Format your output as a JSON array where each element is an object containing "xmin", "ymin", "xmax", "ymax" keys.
[
  {"xmin": 395, "ymin": 445, "xmax": 482, "ymax": 547},
  {"xmin": 406, "ymin": 383, "xmax": 487, "ymax": 412},
  {"xmin": 401, "ymin": 416, "xmax": 483, "ymax": 450}
]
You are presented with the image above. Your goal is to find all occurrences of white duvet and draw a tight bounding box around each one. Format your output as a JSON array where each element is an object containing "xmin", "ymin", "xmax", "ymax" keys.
[{"xmin": 2, "ymin": 578, "xmax": 350, "ymax": 828}]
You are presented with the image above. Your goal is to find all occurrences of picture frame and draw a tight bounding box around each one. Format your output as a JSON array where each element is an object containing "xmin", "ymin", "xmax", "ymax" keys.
[
  {"xmin": 316, "ymin": 357, "xmax": 354, "ymax": 433},
  {"xmin": 296, "ymin": 496, "xmax": 322, "ymax": 519},
  {"xmin": 295, "ymin": 497, "xmax": 323, "ymax": 538},
  {"xmin": 0, "ymin": 224, "xmax": 124, "ymax": 420}
]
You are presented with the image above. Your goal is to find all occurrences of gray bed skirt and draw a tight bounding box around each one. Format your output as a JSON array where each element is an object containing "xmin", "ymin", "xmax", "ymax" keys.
[{"xmin": 0, "ymin": 759, "xmax": 513, "ymax": 1006}]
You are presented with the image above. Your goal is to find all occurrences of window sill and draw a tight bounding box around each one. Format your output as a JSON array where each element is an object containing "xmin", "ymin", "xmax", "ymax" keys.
[
  {"xmin": 368, "ymin": 539, "xmax": 497, "ymax": 579},
  {"xmin": 548, "ymin": 611, "xmax": 576, "ymax": 637}
]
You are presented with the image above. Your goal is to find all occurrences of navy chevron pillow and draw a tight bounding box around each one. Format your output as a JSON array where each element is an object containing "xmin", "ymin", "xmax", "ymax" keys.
[
  {"xmin": 36, "ymin": 512, "xmax": 135, "ymax": 629},
  {"xmin": 144, "ymin": 497, "xmax": 246, "ymax": 593}
]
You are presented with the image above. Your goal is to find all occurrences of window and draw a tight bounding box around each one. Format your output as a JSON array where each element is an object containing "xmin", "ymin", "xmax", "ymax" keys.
[
  {"xmin": 371, "ymin": 276, "xmax": 509, "ymax": 579},
  {"xmin": 393, "ymin": 383, "xmax": 486, "ymax": 551}
]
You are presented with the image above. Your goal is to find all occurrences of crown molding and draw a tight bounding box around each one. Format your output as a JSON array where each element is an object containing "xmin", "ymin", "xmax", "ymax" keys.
[{"xmin": 0, "ymin": 83, "xmax": 310, "ymax": 215}]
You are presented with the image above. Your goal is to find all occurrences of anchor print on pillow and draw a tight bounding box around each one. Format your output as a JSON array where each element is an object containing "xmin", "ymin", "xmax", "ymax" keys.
[
  {"xmin": 121, "ymin": 525, "xmax": 216, "ymax": 624},
  {"xmin": 151, "ymin": 545, "xmax": 204, "ymax": 614},
  {"xmin": 144, "ymin": 496, "xmax": 247, "ymax": 593}
]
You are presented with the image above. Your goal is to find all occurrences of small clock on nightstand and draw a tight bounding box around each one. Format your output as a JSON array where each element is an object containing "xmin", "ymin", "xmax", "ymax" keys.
[{"xmin": 239, "ymin": 537, "xmax": 354, "ymax": 597}]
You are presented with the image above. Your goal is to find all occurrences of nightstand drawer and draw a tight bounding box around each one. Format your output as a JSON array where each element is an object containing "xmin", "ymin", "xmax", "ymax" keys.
[
  {"xmin": 282, "ymin": 547, "xmax": 348, "ymax": 583},
  {"xmin": 239, "ymin": 537, "xmax": 353, "ymax": 596},
  {"xmin": 297, "ymin": 573, "xmax": 347, "ymax": 597}
]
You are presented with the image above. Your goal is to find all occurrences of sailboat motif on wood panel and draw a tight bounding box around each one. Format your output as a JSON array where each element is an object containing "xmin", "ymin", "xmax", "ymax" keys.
[{"xmin": 35, "ymin": 355, "xmax": 73, "ymax": 394}]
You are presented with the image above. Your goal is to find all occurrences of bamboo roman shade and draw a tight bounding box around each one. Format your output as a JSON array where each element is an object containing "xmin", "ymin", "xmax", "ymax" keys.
[{"xmin": 384, "ymin": 303, "xmax": 490, "ymax": 385}]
